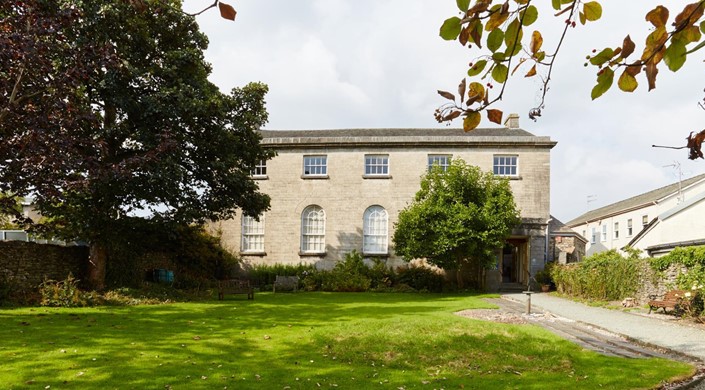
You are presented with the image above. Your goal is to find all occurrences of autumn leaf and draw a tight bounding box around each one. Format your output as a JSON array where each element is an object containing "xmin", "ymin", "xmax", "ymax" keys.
[
  {"xmin": 487, "ymin": 109, "xmax": 503, "ymax": 125},
  {"xmin": 458, "ymin": 78, "xmax": 466, "ymax": 100},
  {"xmin": 675, "ymin": 2, "xmax": 704, "ymax": 30},
  {"xmin": 645, "ymin": 5, "xmax": 669, "ymax": 28},
  {"xmin": 524, "ymin": 64, "xmax": 537, "ymax": 77},
  {"xmin": 583, "ymin": 2, "xmax": 602, "ymax": 22},
  {"xmin": 645, "ymin": 60, "xmax": 659, "ymax": 90},
  {"xmin": 437, "ymin": 90, "xmax": 455, "ymax": 101},
  {"xmin": 218, "ymin": 2, "xmax": 237, "ymax": 21},
  {"xmin": 617, "ymin": 69, "xmax": 638, "ymax": 92},
  {"xmin": 485, "ymin": 5, "xmax": 509, "ymax": 31},
  {"xmin": 467, "ymin": 82, "xmax": 485, "ymax": 105},
  {"xmin": 463, "ymin": 111, "xmax": 482, "ymax": 132},
  {"xmin": 530, "ymin": 31, "xmax": 543, "ymax": 54},
  {"xmin": 621, "ymin": 35, "xmax": 635, "ymax": 58}
]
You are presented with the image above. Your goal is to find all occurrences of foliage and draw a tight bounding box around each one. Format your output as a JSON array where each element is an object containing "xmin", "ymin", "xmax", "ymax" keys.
[
  {"xmin": 105, "ymin": 220, "xmax": 241, "ymax": 289},
  {"xmin": 0, "ymin": 293, "xmax": 693, "ymax": 388},
  {"xmin": 0, "ymin": 0, "xmax": 274, "ymax": 289},
  {"xmin": 39, "ymin": 273, "xmax": 98, "ymax": 307},
  {"xmin": 393, "ymin": 159, "xmax": 520, "ymax": 287},
  {"xmin": 320, "ymin": 251, "xmax": 372, "ymax": 292},
  {"xmin": 550, "ymin": 249, "xmax": 641, "ymax": 301},
  {"xmin": 650, "ymin": 246, "xmax": 705, "ymax": 317},
  {"xmin": 534, "ymin": 269, "xmax": 552, "ymax": 285},
  {"xmin": 247, "ymin": 263, "xmax": 315, "ymax": 289},
  {"xmin": 436, "ymin": 1, "xmax": 705, "ymax": 131},
  {"xmin": 395, "ymin": 265, "xmax": 445, "ymax": 292}
]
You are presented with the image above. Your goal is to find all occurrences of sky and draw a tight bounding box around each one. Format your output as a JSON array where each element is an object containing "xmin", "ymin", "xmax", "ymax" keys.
[{"xmin": 182, "ymin": 0, "xmax": 705, "ymax": 222}]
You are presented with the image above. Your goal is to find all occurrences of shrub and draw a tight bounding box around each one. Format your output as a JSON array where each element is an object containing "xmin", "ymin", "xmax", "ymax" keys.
[
  {"xmin": 550, "ymin": 249, "xmax": 641, "ymax": 301},
  {"xmin": 39, "ymin": 273, "xmax": 98, "ymax": 307},
  {"xmin": 649, "ymin": 246, "xmax": 705, "ymax": 319},
  {"xmin": 247, "ymin": 263, "xmax": 315, "ymax": 289},
  {"xmin": 396, "ymin": 264, "xmax": 444, "ymax": 292}
]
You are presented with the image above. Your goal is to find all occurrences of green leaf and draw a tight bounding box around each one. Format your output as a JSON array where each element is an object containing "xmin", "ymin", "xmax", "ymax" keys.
[
  {"xmin": 456, "ymin": 0, "xmax": 471, "ymax": 12},
  {"xmin": 591, "ymin": 68, "xmax": 614, "ymax": 100},
  {"xmin": 551, "ymin": 0, "xmax": 561, "ymax": 11},
  {"xmin": 589, "ymin": 48, "xmax": 615, "ymax": 66},
  {"xmin": 521, "ymin": 5, "xmax": 539, "ymax": 26},
  {"xmin": 504, "ymin": 19, "xmax": 522, "ymax": 48},
  {"xmin": 700, "ymin": 20, "xmax": 705, "ymax": 34},
  {"xmin": 617, "ymin": 69, "xmax": 638, "ymax": 92},
  {"xmin": 440, "ymin": 17, "xmax": 462, "ymax": 41},
  {"xmin": 664, "ymin": 41, "xmax": 687, "ymax": 71},
  {"xmin": 467, "ymin": 60, "xmax": 488, "ymax": 77},
  {"xmin": 487, "ymin": 28, "xmax": 504, "ymax": 53},
  {"xmin": 583, "ymin": 2, "xmax": 602, "ymax": 22},
  {"xmin": 491, "ymin": 64, "xmax": 509, "ymax": 83},
  {"xmin": 686, "ymin": 39, "xmax": 705, "ymax": 55}
]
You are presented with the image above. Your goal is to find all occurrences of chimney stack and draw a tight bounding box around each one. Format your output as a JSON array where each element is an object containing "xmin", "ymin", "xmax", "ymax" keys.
[{"xmin": 504, "ymin": 113, "xmax": 520, "ymax": 129}]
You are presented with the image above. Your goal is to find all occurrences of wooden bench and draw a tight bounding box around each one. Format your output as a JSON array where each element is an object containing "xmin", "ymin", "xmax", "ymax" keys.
[
  {"xmin": 273, "ymin": 275, "xmax": 299, "ymax": 293},
  {"xmin": 648, "ymin": 290, "xmax": 687, "ymax": 314},
  {"xmin": 217, "ymin": 279, "xmax": 254, "ymax": 300}
]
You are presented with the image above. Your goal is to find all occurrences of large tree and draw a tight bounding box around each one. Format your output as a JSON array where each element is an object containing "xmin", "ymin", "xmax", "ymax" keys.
[
  {"xmin": 0, "ymin": 0, "xmax": 273, "ymax": 289},
  {"xmin": 436, "ymin": 1, "xmax": 705, "ymax": 139},
  {"xmin": 393, "ymin": 159, "xmax": 520, "ymax": 288}
]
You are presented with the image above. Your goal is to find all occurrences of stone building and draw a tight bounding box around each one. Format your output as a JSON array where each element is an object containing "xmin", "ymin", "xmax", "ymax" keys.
[
  {"xmin": 548, "ymin": 217, "xmax": 587, "ymax": 264},
  {"xmin": 212, "ymin": 115, "xmax": 556, "ymax": 290}
]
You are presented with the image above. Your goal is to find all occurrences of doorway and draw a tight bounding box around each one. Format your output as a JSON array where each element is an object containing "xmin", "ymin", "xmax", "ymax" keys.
[{"xmin": 501, "ymin": 238, "xmax": 528, "ymax": 286}]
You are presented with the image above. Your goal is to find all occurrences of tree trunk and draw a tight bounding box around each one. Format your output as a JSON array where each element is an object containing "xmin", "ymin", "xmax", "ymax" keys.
[
  {"xmin": 455, "ymin": 268, "xmax": 464, "ymax": 289},
  {"xmin": 87, "ymin": 241, "xmax": 108, "ymax": 290}
]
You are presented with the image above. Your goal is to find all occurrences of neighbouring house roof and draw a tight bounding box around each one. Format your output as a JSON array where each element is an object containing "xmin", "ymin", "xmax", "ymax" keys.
[
  {"xmin": 549, "ymin": 216, "xmax": 588, "ymax": 243},
  {"xmin": 565, "ymin": 173, "xmax": 705, "ymax": 227},
  {"xmin": 258, "ymin": 128, "xmax": 556, "ymax": 149},
  {"xmin": 646, "ymin": 238, "xmax": 705, "ymax": 256}
]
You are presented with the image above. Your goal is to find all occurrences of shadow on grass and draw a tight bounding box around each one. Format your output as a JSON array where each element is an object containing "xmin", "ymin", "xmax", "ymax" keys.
[{"xmin": 0, "ymin": 292, "xmax": 693, "ymax": 389}]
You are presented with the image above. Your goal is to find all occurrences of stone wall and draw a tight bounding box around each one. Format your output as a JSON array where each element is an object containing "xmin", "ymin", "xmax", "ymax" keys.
[
  {"xmin": 0, "ymin": 241, "xmax": 88, "ymax": 289},
  {"xmin": 635, "ymin": 261, "xmax": 688, "ymax": 304}
]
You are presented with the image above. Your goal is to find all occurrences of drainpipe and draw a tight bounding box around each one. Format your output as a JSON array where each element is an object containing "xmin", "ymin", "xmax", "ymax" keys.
[{"xmin": 544, "ymin": 218, "xmax": 552, "ymax": 265}]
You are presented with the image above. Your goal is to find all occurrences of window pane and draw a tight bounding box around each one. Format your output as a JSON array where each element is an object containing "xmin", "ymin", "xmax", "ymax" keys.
[
  {"xmin": 302, "ymin": 206, "xmax": 325, "ymax": 252},
  {"xmin": 241, "ymin": 214, "xmax": 265, "ymax": 252},
  {"xmin": 363, "ymin": 206, "xmax": 388, "ymax": 253},
  {"xmin": 493, "ymin": 155, "xmax": 518, "ymax": 177}
]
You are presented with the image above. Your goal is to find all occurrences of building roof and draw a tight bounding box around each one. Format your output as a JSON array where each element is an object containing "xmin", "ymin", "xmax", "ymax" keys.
[
  {"xmin": 258, "ymin": 127, "xmax": 556, "ymax": 149},
  {"xmin": 549, "ymin": 216, "xmax": 588, "ymax": 243},
  {"xmin": 566, "ymin": 173, "xmax": 705, "ymax": 227}
]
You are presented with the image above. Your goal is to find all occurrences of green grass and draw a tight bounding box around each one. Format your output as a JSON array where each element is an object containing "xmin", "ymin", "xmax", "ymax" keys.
[{"xmin": 0, "ymin": 292, "xmax": 694, "ymax": 389}]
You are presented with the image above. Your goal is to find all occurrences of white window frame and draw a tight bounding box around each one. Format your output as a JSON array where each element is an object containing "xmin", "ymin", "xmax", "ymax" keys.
[
  {"xmin": 428, "ymin": 155, "xmax": 451, "ymax": 172},
  {"xmin": 364, "ymin": 155, "xmax": 389, "ymax": 176},
  {"xmin": 303, "ymin": 155, "xmax": 327, "ymax": 177},
  {"xmin": 642, "ymin": 215, "xmax": 649, "ymax": 226},
  {"xmin": 363, "ymin": 206, "xmax": 388, "ymax": 254},
  {"xmin": 493, "ymin": 155, "xmax": 518, "ymax": 177},
  {"xmin": 614, "ymin": 222, "xmax": 619, "ymax": 239},
  {"xmin": 591, "ymin": 227, "xmax": 597, "ymax": 244},
  {"xmin": 250, "ymin": 159, "xmax": 267, "ymax": 178},
  {"xmin": 627, "ymin": 219, "xmax": 633, "ymax": 236},
  {"xmin": 301, "ymin": 205, "xmax": 326, "ymax": 253},
  {"xmin": 241, "ymin": 214, "xmax": 265, "ymax": 253},
  {"xmin": 601, "ymin": 224, "xmax": 607, "ymax": 242}
]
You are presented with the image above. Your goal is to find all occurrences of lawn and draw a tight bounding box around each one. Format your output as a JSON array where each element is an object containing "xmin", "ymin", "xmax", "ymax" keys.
[{"xmin": 0, "ymin": 292, "xmax": 694, "ymax": 389}]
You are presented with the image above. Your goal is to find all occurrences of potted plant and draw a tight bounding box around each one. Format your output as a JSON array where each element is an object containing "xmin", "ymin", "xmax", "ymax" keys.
[{"xmin": 534, "ymin": 270, "xmax": 552, "ymax": 292}]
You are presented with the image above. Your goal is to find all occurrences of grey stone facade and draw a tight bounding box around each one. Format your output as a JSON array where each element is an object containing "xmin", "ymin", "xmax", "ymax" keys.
[
  {"xmin": 0, "ymin": 241, "xmax": 87, "ymax": 289},
  {"xmin": 213, "ymin": 124, "xmax": 556, "ymax": 289}
]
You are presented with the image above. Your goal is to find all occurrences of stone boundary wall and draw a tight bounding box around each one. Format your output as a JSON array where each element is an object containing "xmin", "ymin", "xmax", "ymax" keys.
[
  {"xmin": 636, "ymin": 260, "xmax": 688, "ymax": 304},
  {"xmin": 0, "ymin": 241, "xmax": 87, "ymax": 289}
]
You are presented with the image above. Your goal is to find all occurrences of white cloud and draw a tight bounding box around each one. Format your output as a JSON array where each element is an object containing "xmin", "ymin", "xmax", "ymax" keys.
[{"xmin": 183, "ymin": 0, "xmax": 705, "ymax": 221}]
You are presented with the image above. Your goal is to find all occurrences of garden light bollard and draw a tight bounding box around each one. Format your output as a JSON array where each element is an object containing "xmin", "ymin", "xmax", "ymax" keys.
[{"xmin": 523, "ymin": 291, "xmax": 533, "ymax": 314}]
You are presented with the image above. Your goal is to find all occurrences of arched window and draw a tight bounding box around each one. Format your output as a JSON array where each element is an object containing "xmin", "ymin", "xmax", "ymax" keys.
[
  {"xmin": 241, "ymin": 213, "xmax": 265, "ymax": 253},
  {"xmin": 301, "ymin": 205, "xmax": 325, "ymax": 253},
  {"xmin": 363, "ymin": 206, "xmax": 388, "ymax": 254}
]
